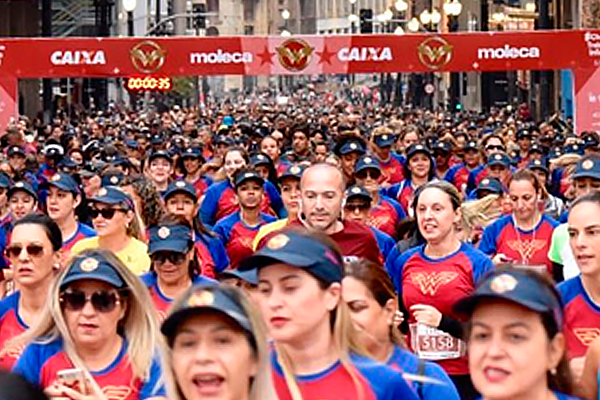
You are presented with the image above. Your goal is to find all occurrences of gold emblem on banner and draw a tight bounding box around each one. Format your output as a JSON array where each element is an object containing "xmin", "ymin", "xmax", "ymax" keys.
[
  {"xmin": 276, "ymin": 39, "xmax": 314, "ymax": 72},
  {"xmin": 418, "ymin": 37, "xmax": 453, "ymax": 70},
  {"xmin": 130, "ymin": 40, "xmax": 166, "ymax": 74}
]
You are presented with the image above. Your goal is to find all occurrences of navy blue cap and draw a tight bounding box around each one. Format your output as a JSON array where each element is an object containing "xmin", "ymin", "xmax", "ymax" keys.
[
  {"xmin": 572, "ymin": 155, "xmax": 600, "ymax": 180},
  {"xmin": 487, "ymin": 152, "xmax": 511, "ymax": 168},
  {"xmin": 433, "ymin": 140, "xmax": 452, "ymax": 154},
  {"xmin": 339, "ymin": 140, "xmax": 366, "ymax": 155},
  {"xmin": 90, "ymin": 186, "xmax": 134, "ymax": 210},
  {"xmin": 125, "ymin": 140, "xmax": 139, "ymax": 149},
  {"xmin": 453, "ymin": 268, "xmax": 563, "ymax": 327},
  {"xmin": 345, "ymin": 185, "xmax": 372, "ymax": 202},
  {"xmin": 584, "ymin": 135, "xmax": 600, "ymax": 149},
  {"xmin": 234, "ymin": 170, "xmax": 264, "ymax": 189},
  {"xmin": 148, "ymin": 224, "xmax": 193, "ymax": 255},
  {"xmin": 8, "ymin": 181, "xmax": 37, "ymax": 201},
  {"xmin": 181, "ymin": 147, "xmax": 203, "ymax": 159},
  {"xmin": 43, "ymin": 144, "xmax": 65, "ymax": 157},
  {"xmin": 151, "ymin": 134, "xmax": 164, "ymax": 145},
  {"xmin": 61, "ymin": 252, "xmax": 125, "ymax": 289},
  {"xmin": 474, "ymin": 177, "xmax": 504, "ymax": 197},
  {"xmin": 161, "ymin": 283, "xmax": 254, "ymax": 339},
  {"xmin": 564, "ymin": 143, "xmax": 584, "ymax": 156},
  {"xmin": 549, "ymin": 147, "xmax": 563, "ymax": 159},
  {"xmin": 148, "ymin": 149, "xmax": 173, "ymax": 164},
  {"xmin": 463, "ymin": 140, "xmax": 479, "ymax": 151},
  {"xmin": 48, "ymin": 172, "xmax": 80, "ymax": 195},
  {"xmin": 214, "ymin": 135, "xmax": 233, "ymax": 146},
  {"xmin": 7, "ymin": 146, "xmax": 25, "ymax": 157},
  {"xmin": 239, "ymin": 230, "xmax": 344, "ymax": 285},
  {"xmin": 59, "ymin": 158, "xmax": 77, "ymax": 170},
  {"xmin": 517, "ymin": 129, "xmax": 532, "ymax": 140},
  {"xmin": 164, "ymin": 180, "xmax": 198, "ymax": 202},
  {"xmin": 354, "ymin": 155, "xmax": 380, "ymax": 174},
  {"xmin": 250, "ymin": 153, "xmax": 272, "ymax": 167},
  {"xmin": 528, "ymin": 159, "xmax": 549, "ymax": 174},
  {"xmin": 529, "ymin": 143, "xmax": 545, "ymax": 155},
  {"xmin": 0, "ymin": 173, "xmax": 11, "ymax": 188},
  {"xmin": 218, "ymin": 269, "xmax": 259, "ymax": 286},
  {"xmin": 280, "ymin": 164, "xmax": 306, "ymax": 181},
  {"xmin": 406, "ymin": 143, "xmax": 431, "ymax": 160},
  {"xmin": 101, "ymin": 172, "xmax": 125, "ymax": 187},
  {"xmin": 373, "ymin": 133, "xmax": 396, "ymax": 148}
]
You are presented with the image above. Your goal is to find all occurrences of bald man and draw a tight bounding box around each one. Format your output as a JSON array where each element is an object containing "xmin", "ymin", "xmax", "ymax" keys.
[{"xmin": 293, "ymin": 163, "xmax": 383, "ymax": 264}]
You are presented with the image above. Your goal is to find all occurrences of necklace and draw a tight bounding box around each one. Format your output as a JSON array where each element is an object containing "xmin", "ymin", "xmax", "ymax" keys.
[{"xmin": 511, "ymin": 213, "xmax": 541, "ymax": 265}]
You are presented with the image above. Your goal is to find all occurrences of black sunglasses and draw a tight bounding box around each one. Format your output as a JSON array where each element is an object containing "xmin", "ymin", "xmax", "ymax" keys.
[
  {"xmin": 485, "ymin": 145, "xmax": 505, "ymax": 151},
  {"xmin": 60, "ymin": 289, "xmax": 121, "ymax": 313},
  {"xmin": 356, "ymin": 170, "xmax": 381, "ymax": 180},
  {"xmin": 89, "ymin": 208, "xmax": 127, "ymax": 220},
  {"xmin": 5, "ymin": 243, "xmax": 44, "ymax": 259},
  {"xmin": 152, "ymin": 251, "xmax": 187, "ymax": 265},
  {"xmin": 344, "ymin": 203, "xmax": 370, "ymax": 212}
]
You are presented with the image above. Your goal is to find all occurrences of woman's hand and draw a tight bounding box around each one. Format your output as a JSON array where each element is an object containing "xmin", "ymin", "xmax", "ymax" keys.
[
  {"xmin": 492, "ymin": 253, "xmax": 513, "ymax": 264},
  {"xmin": 410, "ymin": 304, "xmax": 442, "ymax": 328},
  {"xmin": 46, "ymin": 381, "xmax": 103, "ymax": 400}
]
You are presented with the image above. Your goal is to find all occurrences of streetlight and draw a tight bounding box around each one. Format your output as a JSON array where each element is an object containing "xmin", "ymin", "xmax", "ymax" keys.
[
  {"xmin": 281, "ymin": 29, "xmax": 291, "ymax": 37},
  {"xmin": 430, "ymin": 9, "xmax": 441, "ymax": 25},
  {"xmin": 281, "ymin": 9, "xmax": 290, "ymax": 20},
  {"xmin": 395, "ymin": 0, "xmax": 408, "ymax": 12},
  {"xmin": 122, "ymin": 0, "xmax": 136, "ymax": 36},
  {"xmin": 407, "ymin": 17, "xmax": 420, "ymax": 32},
  {"xmin": 394, "ymin": 26, "xmax": 405, "ymax": 35},
  {"xmin": 349, "ymin": 0, "xmax": 358, "ymax": 34},
  {"xmin": 419, "ymin": 9, "xmax": 431, "ymax": 25},
  {"xmin": 443, "ymin": 0, "xmax": 462, "ymax": 17}
]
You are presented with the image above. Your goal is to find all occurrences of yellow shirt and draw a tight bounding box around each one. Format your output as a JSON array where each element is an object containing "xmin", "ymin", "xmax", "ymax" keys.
[
  {"xmin": 252, "ymin": 218, "xmax": 289, "ymax": 250},
  {"xmin": 70, "ymin": 237, "xmax": 151, "ymax": 275}
]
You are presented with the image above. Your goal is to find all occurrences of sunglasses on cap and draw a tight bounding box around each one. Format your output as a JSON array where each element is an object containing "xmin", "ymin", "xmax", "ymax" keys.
[
  {"xmin": 89, "ymin": 207, "xmax": 127, "ymax": 220},
  {"xmin": 485, "ymin": 145, "xmax": 505, "ymax": 152},
  {"xmin": 5, "ymin": 243, "xmax": 44, "ymax": 259},
  {"xmin": 152, "ymin": 251, "xmax": 187, "ymax": 265},
  {"xmin": 60, "ymin": 289, "xmax": 122, "ymax": 313},
  {"xmin": 356, "ymin": 170, "xmax": 381, "ymax": 180}
]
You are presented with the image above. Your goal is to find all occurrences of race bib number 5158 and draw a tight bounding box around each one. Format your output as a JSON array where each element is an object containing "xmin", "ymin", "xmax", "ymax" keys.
[{"xmin": 410, "ymin": 323, "xmax": 466, "ymax": 360}]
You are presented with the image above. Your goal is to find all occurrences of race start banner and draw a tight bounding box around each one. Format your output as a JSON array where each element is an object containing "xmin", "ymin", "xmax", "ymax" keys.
[{"xmin": 1, "ymin": 30, "xmax": 600, "ymax": 132}]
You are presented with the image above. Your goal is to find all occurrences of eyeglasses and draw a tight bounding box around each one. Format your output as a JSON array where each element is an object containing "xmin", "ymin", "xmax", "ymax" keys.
[
  {"xmin": 152, "ymin": 251, "xmax": 187, "ymax": 265},
  {"xmin": 485, "ymin": 145, "xmax": 505, "ymax": 152},
  {"xmin": 5, "ymin": 244, "xmax": 45, "ymax": 259},
  {"xmin": 344, "ymin": 203, "xmax": 370, "ymax": 212},
  {"xmin": 356, "ymin": 170, "xmax": 381, "ymax": 180},
  {"xmin": 60, "ymin": 289, "xmax": 121, "ymax": 313},
  {"xmin": 89, "ymin": 208, "xmax": 126, "ymax": 220}
]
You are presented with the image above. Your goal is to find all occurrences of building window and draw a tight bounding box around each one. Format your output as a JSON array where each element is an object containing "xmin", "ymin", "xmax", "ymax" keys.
[{"xmin": 207, "ymin": 0, "xmax": 219, "ymax": 14}]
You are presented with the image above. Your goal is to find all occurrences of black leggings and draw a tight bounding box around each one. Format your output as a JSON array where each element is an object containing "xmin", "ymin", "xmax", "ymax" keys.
[{"xmin": 450, "ymin": 374, "xmax": 479, "ymax": 400}]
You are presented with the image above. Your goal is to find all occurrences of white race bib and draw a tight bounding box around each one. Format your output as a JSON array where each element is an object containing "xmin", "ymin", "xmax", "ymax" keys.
[{"xmin": 410, "ymin": 323, "xmax": 466, "ymax": 361}]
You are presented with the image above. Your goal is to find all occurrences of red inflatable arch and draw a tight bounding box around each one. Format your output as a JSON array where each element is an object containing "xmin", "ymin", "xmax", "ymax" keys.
[{"xmin": 0, "ymin": 30, "xmax": 599, "ymax": 131}]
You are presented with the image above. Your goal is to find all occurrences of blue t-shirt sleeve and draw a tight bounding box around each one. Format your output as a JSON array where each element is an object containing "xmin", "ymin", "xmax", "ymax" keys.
[
  {"xmin": 139, "ymin": 355, "xmax": 167, "ymax": 399},
  {"xmin": 386, "ymin": 196, "xmax": 406, "ymax": 220},
  {"xmin": 265, "ymin": 181, "xmax": 286, "ymax": 218},
  {"xmin": 384, "ymin": 370, "xmax": 420, "ymax": 400},
  {"xmin": 13, "ymin": 343, "xmax": 42, "ymax": 385},
  {"xmin": 420, "ymin": 361, "xmax": 461, "ymax": 400},
  {"xmin": 207, "ymin": 236, "xmax": 230, "ymax": 273},
  {"xmin": 212, "ymin": 220, "xmax": 230, "ymax": 246},
  {"xmin": 478, "ymin": 222, "xmax": 499, "ymax": 255},
  {"xmin": 199, "ymin": 185, "xmax": 219, "ymax": 227}
]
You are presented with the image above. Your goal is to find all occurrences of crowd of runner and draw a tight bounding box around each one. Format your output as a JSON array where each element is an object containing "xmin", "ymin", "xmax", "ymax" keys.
[{"xmin": 0, "ymin": 93, "xmax": 597, "ymax": 400}]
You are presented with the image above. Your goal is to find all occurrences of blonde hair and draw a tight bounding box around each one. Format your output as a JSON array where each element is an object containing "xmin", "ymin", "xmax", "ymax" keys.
[
  {"xmin": 2, "ymin": 249, "xmax": 166, "ymax": 399},
  {"xmin": 163, "ymin": 285, "xmax": 278, "ymax": 400},
  {"xmin": 461, "ymin": 194, "xmax": 504, "ymax": 234}
]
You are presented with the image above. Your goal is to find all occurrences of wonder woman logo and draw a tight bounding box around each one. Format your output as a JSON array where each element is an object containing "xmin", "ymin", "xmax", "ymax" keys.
[
  {"xmin": 506, "ymin": 239, "xmax": 546, "ymax": 261},
  {"xmin": 368, "ymin": 214, "xmax": 391, "ymax": 229},
  {"xmin": 102, "ymin": 385, "xmax": 132, "ymax": 400},
  {"xmin": 574, "ymin": 328, "xmax": 600, "ymax": 346},
  {"xmin": 410, "ymin": 271, "xmax": 458, "ymax": 296}
]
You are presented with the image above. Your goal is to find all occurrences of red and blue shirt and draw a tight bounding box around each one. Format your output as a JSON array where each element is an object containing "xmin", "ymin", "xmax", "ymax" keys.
[
  {"xmin": 14, "ymin": 339, "xmax": 165, "ymax": 400},
  {"xmin": 385, "ymin": 243, "xmax": 493, "ymax": 375},
  {"xmin": 0, "ymin": 292, "xmax": 28, "ymax": 370},
  {"xmin": 213, "ymin": 211, "xmax": 277, "ymax": 269},
  {"xmin": 557, "ymin": 276, "xmax": 600, "ymax": 360},
  {"xmin": 379, "ymin": 155, "xmax": 405, "ymax": 186},
  {"xmin": 369, "ymin": 196, "xmax": 406, "ymax": 238},
  {"xmin": 445, "ymin": 164, "xmax": 474, "ymax": 193},
  {"xmin": 194, "ymin": 232, "xmax": 230, "ymax": 278},
  {"xmin": 199, "ymin": 180, "xmax": 285, "ymax": 227},
  {"xmin": 385, "ymin": 180, "xmax": 417, "ymax": 216},
  {"xmin": 271, "ymin": 350, "xmax": 419, "ymax": 400},
  {"xmin": 140, "ymin": 273, "xmax": 216, "ymax": 321},
  {"xmin": 479, "ymin": 214, "xmax": 558, "ymax": 273},
  {"xmin": 63, "ymin": 223, "xmax": 96, "ymax": 255}
]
